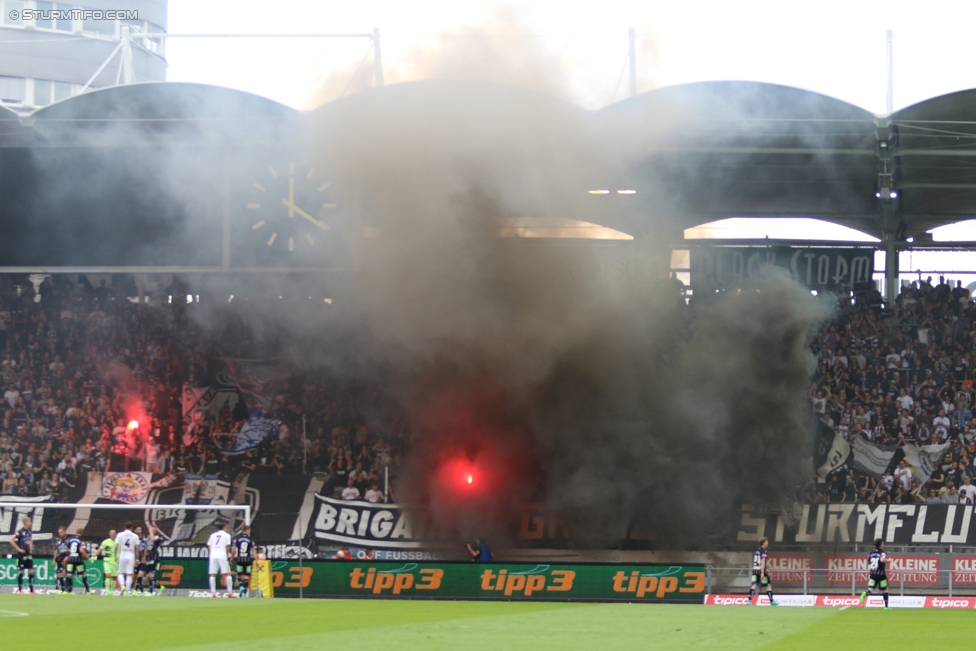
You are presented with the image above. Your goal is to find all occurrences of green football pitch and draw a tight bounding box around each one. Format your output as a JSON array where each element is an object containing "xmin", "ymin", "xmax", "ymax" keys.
[{"xmin": 0, "ymin": 594, "xmax": 971, "ymax": 650}]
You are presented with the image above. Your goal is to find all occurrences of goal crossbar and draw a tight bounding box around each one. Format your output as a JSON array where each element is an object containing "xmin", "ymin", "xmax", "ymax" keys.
[{"xmin": 0, "ymin": 502, "xmax": 251, "ymax": 526}]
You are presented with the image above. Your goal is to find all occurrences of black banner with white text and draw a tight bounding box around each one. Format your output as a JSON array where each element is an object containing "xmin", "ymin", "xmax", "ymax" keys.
[
  {"xmin": 690, "ymin": 246, "xmax": 875, "ymax": 291},
  {"xmin": 739, "ymin": 504, "xmax": 976, "ymax": 547}
]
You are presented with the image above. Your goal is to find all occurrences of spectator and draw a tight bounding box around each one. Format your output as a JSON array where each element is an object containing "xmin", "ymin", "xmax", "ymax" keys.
[
  {"xmin": 893, "ymin": 460, "xmax": 912, "ymax": 491},
  {"xmin": 340, "ymin": 476, "xmax": 360, "ymax": 501},
  {"xmin": 954, "ymin": 401, "xmax": 973, "ymax": 433},
  {"xmin": 466, "ymin": 538, "xmax": 494, "ymax": 562},
  {"xmin": 364, "ymin": 481, "xmax": 384, "ymax": 504},
  {"xmin": 942, "ymin": 484, "xmax": 961, "ymax": 504},
  {"xmin": 960, "ymin": 475, "xmax": 976, "ymax": 504}
]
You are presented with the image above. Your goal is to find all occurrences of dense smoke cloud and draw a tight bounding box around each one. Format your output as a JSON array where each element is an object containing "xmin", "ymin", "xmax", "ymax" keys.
[
  {"xmin": 5, "ymin": 18, "xmax": 830, "ymax": 548},
  {"xmin": 304, "ymin": 10, "xmax": 663, "ymax": 111},
  {"xmin": 254, "ymin": 80, "xmax": 829, "ymax": 547},
  {"xmin": 305, "ymin": 8, "xmax": 570, "ymax": 109}
]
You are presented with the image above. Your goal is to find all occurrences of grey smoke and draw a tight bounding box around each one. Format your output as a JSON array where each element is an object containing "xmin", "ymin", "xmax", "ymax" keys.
[
  {"xmin": 8, "ymin": 69, "xmax": 833, "ymax": 548},
  {"xmin": 237, "ymin": 80, "xmax": 829, "ymax": 546}
]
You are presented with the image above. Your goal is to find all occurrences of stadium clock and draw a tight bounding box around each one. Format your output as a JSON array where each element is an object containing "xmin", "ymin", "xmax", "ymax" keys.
[{"xmin": 243, "ymin": 161, "xmax": 338, "ymax": 253}]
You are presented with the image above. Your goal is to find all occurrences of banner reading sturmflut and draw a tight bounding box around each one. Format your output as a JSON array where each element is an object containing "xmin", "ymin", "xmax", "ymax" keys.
[{"xmin": 738, "ymin": 503, "xmax": 976, "ymax": 546}]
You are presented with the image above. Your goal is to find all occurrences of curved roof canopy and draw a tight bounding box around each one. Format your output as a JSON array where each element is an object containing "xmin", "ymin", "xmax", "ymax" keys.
[
  {"xmin": 593, "ymin": 81, "xmax": 880, "ymax": 237},
  {"xmin": 26, "ymin": 82, "xmax": 299, "ymax": 143},
  {"xmin": 3, "ymin": 79, "xmax": 976, "ymax": 243},
  {"xmin": 887, "ymin": 89, "xmax": 976, "ymax": 229},
  {"xmin": 593, "ymin": 81, "xmax": 976, "ymax": 241}
]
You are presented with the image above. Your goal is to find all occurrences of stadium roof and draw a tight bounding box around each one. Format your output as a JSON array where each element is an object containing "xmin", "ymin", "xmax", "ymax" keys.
[
  {"xmin": 3, "ymin": 79, "xmax": 976, "ymax": 242},
  {"xmin": 593, "ymin": 82, "xmax": 878, "ymax": 237},
  {"xmin": 7, "ymin": 82, "xmax": 298, "ymax": 144},
  {"xmin": 887, "ymin": 88, "xmax": 976, "ymax": 232},
  {"xmin": 593, "ymin": 81, "xmax": 976, "ymax": 241}
]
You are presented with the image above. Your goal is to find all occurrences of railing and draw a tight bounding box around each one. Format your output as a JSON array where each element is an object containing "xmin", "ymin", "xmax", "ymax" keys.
[{"xmin": 706, "ymin": 565, "xmax": 976, "ymax": 596}]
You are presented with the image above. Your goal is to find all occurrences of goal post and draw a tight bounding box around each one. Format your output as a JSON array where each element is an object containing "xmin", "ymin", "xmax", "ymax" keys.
[
  {"xmin": 1, "ymin": 501, "xmax": 251, "ymax": 551},
  {"xmin": 0, "ymin": 502, "xmax": 253, "ymax": 525},
  {"xmin": 1, "ymin": 502, "xmax": 254, "ymax": 595}
]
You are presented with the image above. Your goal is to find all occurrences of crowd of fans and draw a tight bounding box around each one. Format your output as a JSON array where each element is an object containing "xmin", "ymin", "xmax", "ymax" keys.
[
  {"xmin": 0, "ymin": 274, "xmax": 406, "ymax": 503},
  {"xmin": 808, "ymin": 275, "xmax": 976, "ymax": 504},
  {"xmin": 11, "ymin": 270, "xmax": 976, "ymax": 511}
]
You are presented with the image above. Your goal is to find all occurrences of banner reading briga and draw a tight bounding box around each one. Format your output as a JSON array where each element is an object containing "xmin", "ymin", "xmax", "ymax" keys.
[
  {"xmin": 825, "ymin": 555, "xmax": 939, "ymax": 585},
  {"xmin": 311, "ymin": 494, "xmax": 440, "ymax": 549}
]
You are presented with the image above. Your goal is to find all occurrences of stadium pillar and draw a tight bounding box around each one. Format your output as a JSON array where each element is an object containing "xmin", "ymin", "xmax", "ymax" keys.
[
  {"xmin": 120, "ymin": 26, "xmax": 135, "ymax": 84},
  {"xmin": 886, "ymin": 30, "xmax": 894, "ymax": 115},
  {"xmin": 222, "ymin": 152, "xmax": 232, "ymax": 270},
  {"xmin": 884, "ymin": 236, "xmax": 899, "ymax": 304},
  {"xmin": 373, "ymin": 28, "xmax": 385, "ymax": 87},
  {"xmin": 628, "ymin": 27, "xmax": 637, "ymax": 98}
]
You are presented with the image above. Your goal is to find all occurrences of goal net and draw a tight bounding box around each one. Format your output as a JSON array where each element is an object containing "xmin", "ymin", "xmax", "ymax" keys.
[{"xmin": 1, "ymin": 502, "xmax": 251, "ymax": 595}]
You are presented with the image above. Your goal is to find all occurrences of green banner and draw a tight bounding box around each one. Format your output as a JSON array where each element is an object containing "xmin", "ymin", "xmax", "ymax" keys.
[
  {"xmin": 0, "ymin": 558, "xmax": 105, "ymax": 587},
  {"xmin": 153, "ymin": 560, "xmax": 706, "ymax": 602}
]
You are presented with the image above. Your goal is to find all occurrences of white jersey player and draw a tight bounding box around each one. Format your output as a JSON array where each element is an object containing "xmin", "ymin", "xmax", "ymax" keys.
[
  {"xmin": 206, "ymin": 522, "xmax": 234, "ymax": 597},
  {"xmin": 114, "ymin": 522, "xmax": 141, "ymax": 595}
]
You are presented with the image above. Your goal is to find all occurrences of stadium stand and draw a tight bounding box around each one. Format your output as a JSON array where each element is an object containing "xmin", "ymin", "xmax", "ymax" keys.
[
  {"xmin": 0, "ymin": 273, "xmax": 407, "ymax": 502},
  {"xmin": 810, "ymin": 275, "xmax": 976, "ymax": 504}
]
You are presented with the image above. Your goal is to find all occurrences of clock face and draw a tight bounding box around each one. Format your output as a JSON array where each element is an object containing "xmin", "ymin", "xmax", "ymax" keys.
[{"xmin": 244, "ymin": 160, "xmax": 338, "ymax": 254}]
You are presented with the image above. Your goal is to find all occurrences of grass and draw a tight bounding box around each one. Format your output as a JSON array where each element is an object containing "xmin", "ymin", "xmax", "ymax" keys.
[{"xmin": 0, "ymin": 593, "xmax": 971, "ymax": 650}]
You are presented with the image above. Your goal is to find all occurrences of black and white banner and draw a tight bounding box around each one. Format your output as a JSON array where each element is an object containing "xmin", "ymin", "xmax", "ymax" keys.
[
  {"xmin": 690, "ymin": 246, "xmax": 874, "ymax": 290},
  {"xmin": 739, "ymin": 504, "xmax": 976, "ymax": 546},
  {"xmin": 816, "ymin": 423, "xmax": 947, "ymax": 486},
  {"xmin": 0, "ymin": 495, "xmax": 55, "ymax": 540},
  {"xmin": 850, "ymin": 436, "xmax": 896, "ymax": 477},
  {"xmin": 850, "ymin": 437, "xmax": 948, "ymax": 485},
  {"xmin": 311, "ymin": 495, "xmax": 441, "ymax": 549},
  {"xmin": 815, "ymin": 421, "xmax": 851, "ymax": 480}
]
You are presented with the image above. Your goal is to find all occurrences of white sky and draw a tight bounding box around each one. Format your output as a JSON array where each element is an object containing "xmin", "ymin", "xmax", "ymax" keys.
[
  {"xmin": 166, "ymin": 0, "xmax": 976, "ymax": 113},
  {"xmin": 165, "ymin": 1, "xmax": 976, "ymax": 254}
]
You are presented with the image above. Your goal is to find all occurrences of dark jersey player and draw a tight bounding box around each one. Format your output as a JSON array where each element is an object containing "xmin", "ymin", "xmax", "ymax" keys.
[
  {"xmin": 9, "ymin": 516, "xmax": 35, "ymax": 594},
  {"xmin": 137, "ymin": 525, "xmax": 165, "ymax": 596},
  {"xmin": 134, "ymin": 524, "xmax": 149, "ymax": 595},
  {"xmin": 859, "ymin": 538, "xmax": 891, "ymax": 609},
  {"xmin": 54, "ymin": 527, "xmax": 70, "ymax": 592},
  {"xmin": 748, "ymin": 537, "xmax": 778, "ymax": 605},
  {"xmin": 232, "ymin": 526, "xmax": 255, "ymax": 598},
  {"xmin": 64, "ymin": 528, "xmax": 92, "ymax": 594}
]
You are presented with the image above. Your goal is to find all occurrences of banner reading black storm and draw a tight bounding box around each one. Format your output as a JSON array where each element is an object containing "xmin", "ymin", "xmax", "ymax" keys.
[
  {"xmin": 738, "ymin": 504, "xmax": 976, "ymax": 546},
  {"xmin": 132, "ymin": 559, "xmax": 706, "ymax": 602},
  {"xmin": 690, "ymin": 246, "xmax": 874, "ymax": 291}
]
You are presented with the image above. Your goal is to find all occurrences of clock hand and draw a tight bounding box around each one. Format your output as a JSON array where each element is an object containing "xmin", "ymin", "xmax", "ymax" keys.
[
  {"xmin": 280, "ymin": 199, "xmax": 330, "ymax": 230},
  {"xmin": 288, "ymin": 178, "xmax": 295, "ymax": 217}
]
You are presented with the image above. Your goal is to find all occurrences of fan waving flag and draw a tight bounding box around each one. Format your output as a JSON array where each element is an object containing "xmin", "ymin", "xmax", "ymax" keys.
[{"xmin": 228, "ymin": 412, "xmax": 281, "ymax": 454}]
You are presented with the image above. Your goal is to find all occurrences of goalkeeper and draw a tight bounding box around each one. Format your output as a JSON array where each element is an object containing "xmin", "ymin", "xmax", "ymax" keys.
[{"xmin": 93, "ymin": 529, "xmax": 119, "ymax": 594}]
